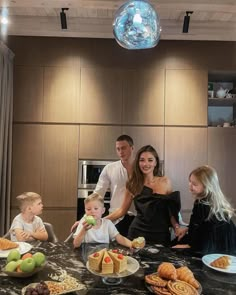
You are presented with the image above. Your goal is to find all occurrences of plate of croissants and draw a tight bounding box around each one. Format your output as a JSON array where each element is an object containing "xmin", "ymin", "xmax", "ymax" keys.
[
  {"xmin": 202, "ymin": 254, "xmax": 236, "ymax": 274},
  {"xmin": 145, "ymin": 262, "xmax": 202, "ymax": 295},
  {"xmin": 0, "ymin": 238, "xmax": 32, "ymax": 258}
]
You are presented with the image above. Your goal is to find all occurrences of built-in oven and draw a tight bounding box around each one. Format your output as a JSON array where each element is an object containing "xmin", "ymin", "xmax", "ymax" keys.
[
  {"xmin": 77, "ymin": 160, "xmax": 114, "ymax": 220},
  {"xmin": 78, "ymin": 160, "xmax": 113, "ymax": 189}
]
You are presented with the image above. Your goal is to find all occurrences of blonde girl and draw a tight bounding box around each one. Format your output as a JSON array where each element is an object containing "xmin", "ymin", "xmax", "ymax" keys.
[{"xmin": 173, "ymin": 165, "xmax": 236, "ymax": 255}]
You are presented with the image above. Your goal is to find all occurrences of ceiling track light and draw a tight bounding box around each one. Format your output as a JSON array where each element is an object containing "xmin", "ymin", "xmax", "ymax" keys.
[
  {"xmin": 182, "ymin": 11, "xmax": 193, "ymax": 33},
  {"xmin": 60, "ymin": 8, "xmax": 69, "ymax": 30}
]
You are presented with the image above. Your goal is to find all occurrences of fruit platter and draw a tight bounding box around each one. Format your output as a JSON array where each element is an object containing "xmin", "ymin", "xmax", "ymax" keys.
[{"xmin": 2, "ymin": 248, "xmax": 46, "ymax": 278}]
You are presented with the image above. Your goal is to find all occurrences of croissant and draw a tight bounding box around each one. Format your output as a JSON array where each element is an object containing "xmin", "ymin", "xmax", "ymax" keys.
[
  {"xmin": 210, "ymin": 255, "xmax": 231, "ymax": 269},
  {"xmin": 157, "ymin": 262, "xmax": 177, "ymax": 281},
  {"xmin": 176, "ymin": 266, "xmax": 199, "ymax": 289},
  {"xmin": 0, "ymin": 237, "xmax": 18, "ymax": 250}
]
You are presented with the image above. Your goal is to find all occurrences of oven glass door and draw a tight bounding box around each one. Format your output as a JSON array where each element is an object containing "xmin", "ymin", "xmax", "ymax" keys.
[
  {"xmin": 84, "ymin": 165, "xmax": 104, "ymax": 185},
  {"xmin": 78, "ymin": 160, "xmax": 113, "ymax": 189}
]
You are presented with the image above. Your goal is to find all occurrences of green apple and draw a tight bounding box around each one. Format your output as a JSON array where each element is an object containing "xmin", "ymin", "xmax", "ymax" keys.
[
  {"xmin": 32, "ymin": 252, "xmax": 46, "ymax": 267},
  {"xmin": 7, "ymin": 249, "xmax": 21, "ymax": 262},
  {"xmin": 20, "ymin": 257, "xmax": 36, "ymax": 272},
  {"xmin": 85, "ymin": 215, "xmax": 96, "ymax": 226},
  {"xmin": 16, "ymin": 259, "xmax": 23, "ymax": 267},
  {"xmin": 5, "ymin": 261, "xmax": 18, "ymax": 272}
]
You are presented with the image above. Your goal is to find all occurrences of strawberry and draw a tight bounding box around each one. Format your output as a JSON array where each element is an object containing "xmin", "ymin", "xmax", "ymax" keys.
[
  {"xmin": 93, "ymin": 252, "xmax": 99, "ymax": 257},
  {"xmin": 112, "ymin": 249, "xmax": 118, "ymax": 253},
  {"xmin": 104, "ymin": 256, "xmax": 111, "ymax": 263},
  {"xmin": 117, "ymin": 254, "xmax": 123, "ymax": 260}
]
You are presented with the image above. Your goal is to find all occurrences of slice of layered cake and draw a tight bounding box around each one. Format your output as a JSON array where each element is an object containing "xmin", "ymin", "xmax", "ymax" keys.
[
  {"xmin": 88, "ymin": 248, "xmax": 106, "ymax": 271},
  {"xmin": 102, "ymin": 251, "xmax": 114, "ymax": 274},
  {"xmin": 108, "ymin": 250, "xmax": 127, "ymax": 273}
]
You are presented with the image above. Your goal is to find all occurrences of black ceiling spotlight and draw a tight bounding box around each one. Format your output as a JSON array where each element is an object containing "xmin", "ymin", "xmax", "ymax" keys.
[
  {"xmin": 60, "ymin": 8, "xmax": 69, "ymax": 30},
  {"xmin": 182, "ymin": 11, "xmax": 193, "ymax": 33}
]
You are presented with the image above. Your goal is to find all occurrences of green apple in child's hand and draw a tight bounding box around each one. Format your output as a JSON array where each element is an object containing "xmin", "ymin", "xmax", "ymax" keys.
[
  {"xmin": 7, "ymin": 249, "xmax": 21, "ymax": 262},
  {"xmin": 84, "ymin": 215, "xmax": 96, "ymax": 226}
]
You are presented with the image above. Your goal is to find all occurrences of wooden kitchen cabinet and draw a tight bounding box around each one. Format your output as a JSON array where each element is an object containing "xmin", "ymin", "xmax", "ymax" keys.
[
  {"xmin": 165, "ymin": 127, "xmax": 208, "ymax": 213},
  {"xmin": 11, "ymin": 124, "xmax": 43, "ymax": 203},
  {"xmin": 41, "ymin": 209, "xmax": 76, "ymax": 241},
  {"xmin": 79, "ymin": 68, "xmax": 123, "ymax": 124},
  {"xmin": 208, "ymin": 127, "xmax": 236, "ymax": 208},
  {"xmin": 43, "ymin": 67, "xmax": 78, "ymax": 123},
  {"xmin": 122, "ymin": 69, "xmax": 165, "ymax": 125},
  {"xmin": 13, "ymin": 66, "xmax": 44, "ymax": 122},
  {"xmin": 165, "ymin": 69, "xmax": 208, "ymax": 126},
  {"xmin": 41, "ymin": 125, "xmax": 79, "ymax": 208},
  {"xmin": 122, "ymin": 126, "xmax": 164, "ymax": 160},
  {"xmin": 11, "ymin": 124, "xmax": 79, "ymax": 208},
  {"xmin": 79, "ymin": 125, "xmax": 122, "ymax": 159}
]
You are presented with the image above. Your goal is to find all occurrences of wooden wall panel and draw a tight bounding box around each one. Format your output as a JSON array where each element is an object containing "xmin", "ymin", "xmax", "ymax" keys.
[
  {"xmin": 41, "ymin": 209, "xmax": 76, "ymax": 241},
  {"xmin": 79, "ymin": 125, "xmax": 122, "ymax": 160},
  {"xmin": 122, "ymin": 70, "xmax": 165, "ymax": 125},
  {"xmin": 165, "ymin": 127, "xmax": 208, "ymax": 210},
  {"xmin": 122, "ymin": 126, "xmax": 164, "ymax": 161},
  {"xmin": 165, "ymin": 69, "xmax": 208, "ymax": 126},
  {"xmin": 208, "ymin": 127, "xmax": 236, "ymax": 208},
  {"xmin": 13, "ymin": 66, "xmax": 44, "ymax": 122},
  {"xmin": 43, "ymin": 67, "xmax": 78, "ymax": 123},
  {"xmin": 11, "ymin": 125, "xmax": 43, "ymax": 204},
  {"xmin": 80, "ymin": 68, "xmax": 123, "ymax": 124},
  {"xmin": 41, "ymin": 125, "xmax": 79, "ymax": 207}
]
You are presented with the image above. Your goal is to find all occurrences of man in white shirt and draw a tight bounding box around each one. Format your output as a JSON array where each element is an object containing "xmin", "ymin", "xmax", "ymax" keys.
[
  {"xmin": 94, "ymin": 134, "xmax": 136, "ymax": 236},
  {"xmin": 71, "ymin": 135, "xmax": 136, "ymax": 237}
]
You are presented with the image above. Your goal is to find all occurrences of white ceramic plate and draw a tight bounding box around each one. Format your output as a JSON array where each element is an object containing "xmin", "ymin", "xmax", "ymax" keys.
[
  {"xmin": 86, "ymin": 256, "xmax": 139, "ymax": 278},
  {"xmin": 202, "ymin": 254, "xmax": 236, "ymax": 273},
  {"xmin": 0, "ymin": 242, "xmax": 32, "ymax": 258}
]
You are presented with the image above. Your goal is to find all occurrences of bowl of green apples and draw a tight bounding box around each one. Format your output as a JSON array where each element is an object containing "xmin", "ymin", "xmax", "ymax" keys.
[{"xmin": 2, "ymin": 249, "xmax": 47, "ymax": 278}]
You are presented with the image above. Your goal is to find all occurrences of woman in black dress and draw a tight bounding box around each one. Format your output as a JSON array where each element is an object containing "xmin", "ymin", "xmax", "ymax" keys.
[
  {"xmin": 105, "ymin": 145, "xmax": 181, "ymax": 246},
  {"xmin": 173, "ymin": 165, "xmax": 236, "ymax": 255}
]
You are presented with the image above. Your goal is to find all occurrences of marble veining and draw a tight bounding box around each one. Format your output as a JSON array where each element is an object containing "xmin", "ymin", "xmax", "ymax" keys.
[{"xmin": 0, "ymin": 241, "xmax": 236, "ymax": 295}]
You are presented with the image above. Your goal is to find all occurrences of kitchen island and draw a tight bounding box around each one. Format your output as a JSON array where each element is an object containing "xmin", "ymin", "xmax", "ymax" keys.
[{"xmin": 0, "ymin": 241, "xmax": 236, "ymax": 294}]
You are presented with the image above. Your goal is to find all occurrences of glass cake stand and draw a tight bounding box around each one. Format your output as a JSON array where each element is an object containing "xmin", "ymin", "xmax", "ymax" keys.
[{"xmin": 86, "ymin": 256, "xmax": 140, "ymax": 285}]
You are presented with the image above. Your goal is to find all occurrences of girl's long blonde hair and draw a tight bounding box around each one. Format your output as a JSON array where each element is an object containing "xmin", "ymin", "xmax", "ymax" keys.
[{"xmin": 190, "ymin": 165, "xmax": 235, "ymax": 222}]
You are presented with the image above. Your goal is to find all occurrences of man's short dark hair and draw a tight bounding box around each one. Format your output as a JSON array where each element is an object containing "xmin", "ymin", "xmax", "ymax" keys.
[{"xmin": 116, "ymin": 134, "xmax": 134, "ymax": 147}]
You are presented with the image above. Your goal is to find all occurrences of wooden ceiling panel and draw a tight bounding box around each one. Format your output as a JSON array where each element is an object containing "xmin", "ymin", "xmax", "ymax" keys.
[{"xmin": 1, "ymin": 1, "xmax": 236, "ymax": 40}]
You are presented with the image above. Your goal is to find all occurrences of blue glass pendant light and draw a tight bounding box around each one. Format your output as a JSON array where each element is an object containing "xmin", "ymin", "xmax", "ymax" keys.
[{"xmin": 113, "ymin": 0, "xmax": 161, "ymax": 50}]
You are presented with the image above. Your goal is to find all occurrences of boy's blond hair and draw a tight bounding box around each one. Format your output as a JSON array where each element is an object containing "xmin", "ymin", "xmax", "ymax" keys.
[
  {"xmin": 16, "ymin": 192, "xmax": 42, "ymax": 212},
  {"xmin": 84, "ymin": 193, "xmax": 104, "ymax": 206}
]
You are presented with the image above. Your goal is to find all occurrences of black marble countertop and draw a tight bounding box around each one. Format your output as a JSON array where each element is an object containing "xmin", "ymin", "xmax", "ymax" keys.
[{"xmin": 0, "ymin": 241, "xmax": 236, "ymax": 295}]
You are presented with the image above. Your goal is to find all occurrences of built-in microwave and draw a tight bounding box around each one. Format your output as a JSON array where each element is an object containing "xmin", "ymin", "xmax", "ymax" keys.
[{"xmin": 78, "ymin": 160, "xmax": 114, "ymax": 189}]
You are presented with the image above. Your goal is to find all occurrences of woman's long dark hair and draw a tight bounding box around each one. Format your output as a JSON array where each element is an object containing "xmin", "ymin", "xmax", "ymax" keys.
[{"xmin": 127, "ymin": 145, "xmax": 160, "ymax": 195}]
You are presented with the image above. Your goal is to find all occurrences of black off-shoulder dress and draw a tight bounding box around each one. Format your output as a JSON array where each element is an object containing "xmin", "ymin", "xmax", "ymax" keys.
[
  {"xmin": 127, "ymin": 186, "xmax": 180, "ymax": 246},
  {"xmin": 186, "ymin": 198, "xmax": 236, "ymax": 255}
]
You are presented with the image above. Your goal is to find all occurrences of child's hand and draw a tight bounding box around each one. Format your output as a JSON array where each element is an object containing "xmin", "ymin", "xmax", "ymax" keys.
[
  {"xmin": 19, "ymin": 231, "xmax": 32, "ymax": 240},
  {"xmin": 82, "ymin": 221, "xmax": 93, "ymax": 231},
  {"xmin": 172, "ymin": 244, "xmax": 190, "ymax": 249},
  {"xmin": 175, "ymin": 227, "xmax": 188, "ymax": 241}
]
